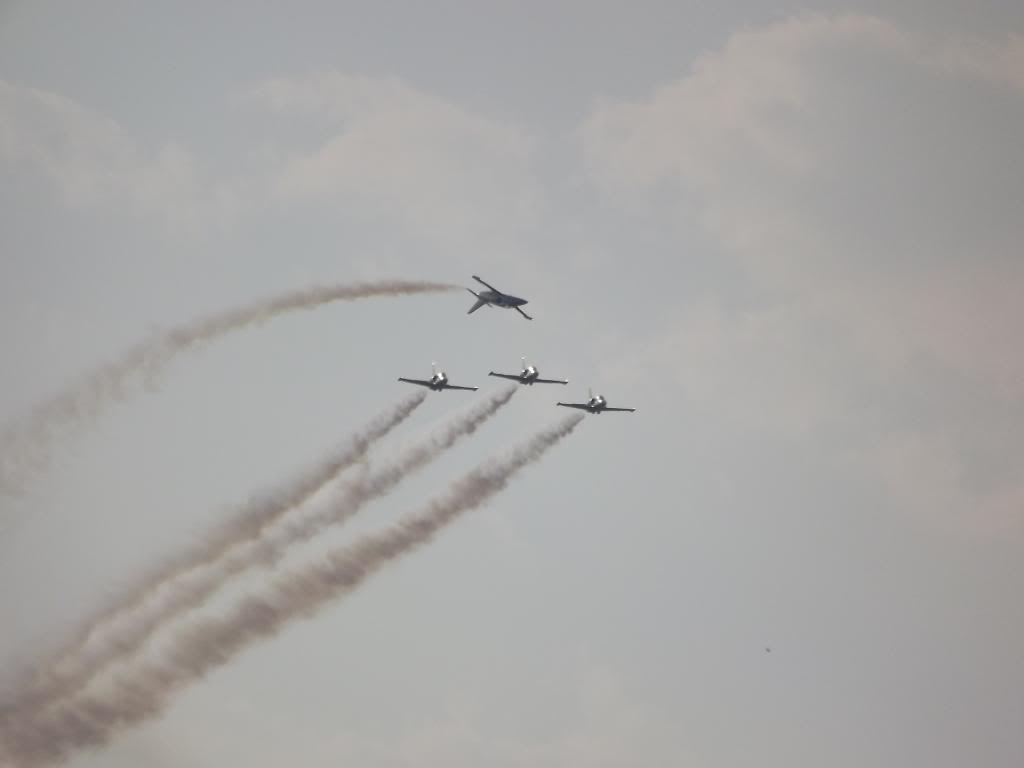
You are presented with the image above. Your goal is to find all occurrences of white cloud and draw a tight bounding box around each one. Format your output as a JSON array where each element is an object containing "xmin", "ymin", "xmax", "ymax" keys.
[
  {"xmin": 925, "ymin": 32, "xmax": 1024, "ymax": 92},
  {"xmin": 583, "ymin": 15, "xmax": 1024, "ymax": 529},
  {"xmin": 238, "ymin": 73, "xmax": 542, "ymax": 249},
  {"xmin": 383, "ymin": 663, "xmax": 700, "ymax": 768},
  {"xmin": 0, "ymin": 80, "xmax": 235, "ymax": 230},
  {"xmin": 1, "ymin": 73, "xmax": 539, "ymax": 250}
]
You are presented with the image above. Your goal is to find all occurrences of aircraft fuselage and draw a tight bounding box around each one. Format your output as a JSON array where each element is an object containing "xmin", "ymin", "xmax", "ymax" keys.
[
  {"xmin": 556, "ymin": 392, "xmax": 635, "ymax": 413},
  {"xmin": 466, "ymin": 276, "xmax": 533, "ymax": 319},
  {"xmin": 398, "ymin": 367, "xmax": 479, "ymax": 392},
  {"xmin": 488, "ymin": 360, "xmax": 567, "ymax": 386},
  {"xmin": 478, "ymin": 289, "xmax": 527, "ymax": 308}
]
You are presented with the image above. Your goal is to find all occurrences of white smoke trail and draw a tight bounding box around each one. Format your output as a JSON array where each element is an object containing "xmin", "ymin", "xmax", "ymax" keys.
[
  {"xmin": 10, "ymin": 388, "xmax": 513, "ymax": 721},
  {"xmin": 0, "ymin": 414, "xmax": 583, "ymax": 766},
  {"xmin": 0, "ymin": 280, "xmax": 458, "ymax": 495},
  {"xmin": 8, "ymin": 393, "xmax": 427, "ymax": 718},
  {"xmin": 265, "ymin": 385, "xmax": 518, "ymax": 563}
]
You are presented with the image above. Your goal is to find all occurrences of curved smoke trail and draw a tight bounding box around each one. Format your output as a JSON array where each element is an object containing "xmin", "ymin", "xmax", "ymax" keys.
[
  {"xmin": 0, "ymin": 280, "xmax": 458, "ymax": 496},
  {"xmin": 0, "ymin": 414, "xmax": 583, "ymax": 766}
]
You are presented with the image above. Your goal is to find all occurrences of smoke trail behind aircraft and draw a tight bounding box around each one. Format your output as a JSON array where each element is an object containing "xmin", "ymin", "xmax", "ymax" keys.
[
  {"xmin": 0, "ymin": 280, "xmax": 457, "ymax": 496},
  {"xmin": 267, "ymin": 385, "xmax": 518, "ymax": 562},
  {"xmin": 11, "ymin": 392, "xmax": 427, "ymax": 718},
  {"xmin": 0, "ymin": 414, "xmax": 583, "ymax": 766},
  {"xmin": 12, "ymin": 388, "xmax": 513, "ymax": 720}
]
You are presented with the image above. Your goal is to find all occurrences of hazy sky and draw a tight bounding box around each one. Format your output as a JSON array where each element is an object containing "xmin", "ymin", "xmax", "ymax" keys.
[{"xmin": 2, "ymin": 2, "xmax": 1023, "ymax": 766}]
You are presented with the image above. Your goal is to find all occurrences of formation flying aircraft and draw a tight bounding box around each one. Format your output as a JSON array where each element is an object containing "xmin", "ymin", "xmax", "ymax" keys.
[
  {"xmin": 466, "ymin": 275, "xmax": 532, "ymax": 320},
  {"xmin": 489, "ymin": 357, "xmax": 568, "ymax": 386},
  {"xmin": 557, "ymin": 389, "xmax": 636, "ymax": 414},
  {"xmin": 398, "ymin": 363, "xmax": 478, "ymax": 392}
]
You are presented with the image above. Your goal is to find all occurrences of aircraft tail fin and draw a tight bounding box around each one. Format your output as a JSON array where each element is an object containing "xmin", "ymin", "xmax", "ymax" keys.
[{"xmin": 466, "ymin": 289, "xmax": 487, "ymax": 314}]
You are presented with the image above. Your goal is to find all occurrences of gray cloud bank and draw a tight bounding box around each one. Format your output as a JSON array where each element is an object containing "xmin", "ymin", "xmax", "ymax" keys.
[{"xmin": 584, "ymin": 14, "xmax": 1024, "ymax": 530}]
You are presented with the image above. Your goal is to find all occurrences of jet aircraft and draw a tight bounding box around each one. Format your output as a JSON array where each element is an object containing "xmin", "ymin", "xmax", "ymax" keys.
[
  {"xmin": 489, "ymin": 357, "xmax": 568, "ymax": 386},
  {"xmin": 398, "ymin": 363, "xmax": 478, "ymax": 392},
  {"xmin": 466, "ymin": 275, "xmax": 532, "ymax": 320},
  {"xmin": 557, "ymin": 389, "xmax": 636, "ymax": 414}
]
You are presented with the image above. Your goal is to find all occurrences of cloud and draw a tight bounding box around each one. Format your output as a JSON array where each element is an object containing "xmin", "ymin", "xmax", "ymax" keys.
[
  {"xmin": 549, "ymin": 662, "xmax": 701, "ymax": 768},
  {"xmin": 238, "ymin": 73, "xmax": 542, "ymax": 248},
  {"xmin": 583, "ymin": 14, "xmax": 1024, "ymax": 529},
  {"xmin": 582, "ymin": 14, "xmax": 1024, "ymax": 271},
  {"xmin": 1, "ymin": 72, "xmax": 540, "ymax": 249},
  {"xmin": 0, "ymin": 80, "xmax": 235, "ymax": 230},
  {"xmin": 371, "ymin": 663, "xmax": 699, "ymax": 768},
  {"xmin": 926, "ymin": 32, "xmax": 1024, "ymax": 92}
]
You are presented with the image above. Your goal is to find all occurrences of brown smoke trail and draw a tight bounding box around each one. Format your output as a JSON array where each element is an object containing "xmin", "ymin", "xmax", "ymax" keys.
[
  {"xmin": 0, "ymin": 414, "xmax": 583, "ymax": 766},
  {"xmin": 9, "ymin": 388, "xmax": 513, "ymax": 723},
  {"xmin": 0, "ymin": 280, "xmax": 457, "ymax": 495},
  {"xmin": 266, "ymin": 385, "xmax": 518, "ymax": 563},
  {"xmin": 9, "ymin": 392, "xmax": 426, "ymax": 720}
]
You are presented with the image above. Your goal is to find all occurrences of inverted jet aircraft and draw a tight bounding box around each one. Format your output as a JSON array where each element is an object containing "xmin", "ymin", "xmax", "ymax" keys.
[
  {"xmin": 466, "ymin": 275, "xmax": 532, "ymax": 320},
  {"xmin": 398, "ymin": 363, "xmax": 478, "ymax": 392},
  {"xmin": 557, "ymin": 389, "xmax": 636, "ymax": 414},
  {"xmin": 489, "ymin": 357, "xmax": 568, "ymax": 386}
]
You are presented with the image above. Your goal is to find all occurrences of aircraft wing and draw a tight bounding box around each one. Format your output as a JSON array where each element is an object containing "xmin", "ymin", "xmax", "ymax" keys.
[
  {"xmin": 534, "ymin": 377, "xmax": 569, "ymax": 385},
  {"xmin": 472, "ymin": 275, "xmax": 500, "ymax": 292},
  {"xmin": 556, "ymin": 402, "xmax": 591, "ymax": 410},
  {"xmin": 604, "ymin": 407, "xmax": 636, "ymax": 412},
  {"xmin": 441, "ymin": 383, "xmax": 479, "ymax": 391},
  {"xmin": 488, "ymin": 371, "xmax": 521, "ymax": 381},
  {"xmin": 514, "ymin": 306, "xmax": 533, "ymax": 320},
  {"xmin": 397, "ymin": 377, "xmax": 434, "ymax": 388}
]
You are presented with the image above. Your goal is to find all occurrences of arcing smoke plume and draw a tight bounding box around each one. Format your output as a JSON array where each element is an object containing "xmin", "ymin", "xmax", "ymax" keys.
[
  {"xmin": 0, "ymin": 280, "xmax": 457, "ymax": 495},
  {"xmin": 0, "ymin": 414, "xmax": 583, "ymax": 766},
  {"xmin": 8, "ymin": 392, "xmax": 426, "ymax": 720},
  {"xmin": 10, "ymin": 387, "xmax": 513, "ymax": 722}
]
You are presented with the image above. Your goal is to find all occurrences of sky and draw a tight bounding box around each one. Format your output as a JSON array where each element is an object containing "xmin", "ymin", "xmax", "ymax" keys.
[{"xmin": 1, "ymin": 1, "xmax": 1023, "ymax": 766}]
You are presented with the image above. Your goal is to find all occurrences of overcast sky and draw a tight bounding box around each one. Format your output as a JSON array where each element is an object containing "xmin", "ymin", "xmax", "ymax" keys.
[{"xmin": 2, "ymin": 2, "xmax": 1024, "ymax": 766}]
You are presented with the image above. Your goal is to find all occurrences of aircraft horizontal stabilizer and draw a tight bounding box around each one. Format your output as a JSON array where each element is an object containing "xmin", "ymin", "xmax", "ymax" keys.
[{"xmin": 466, "ymin": 289, "xmax": 487, "ymax": 314}]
